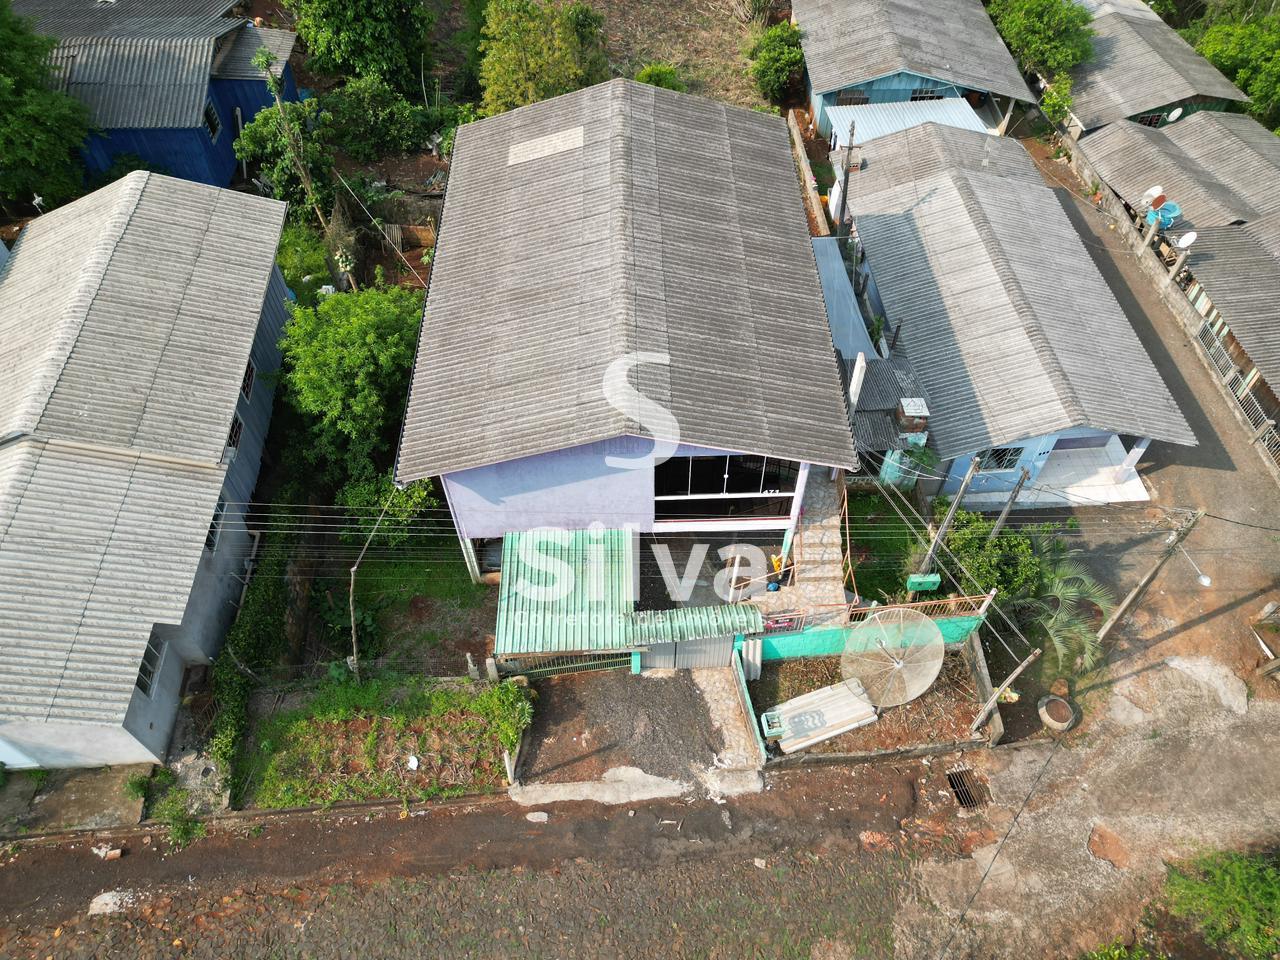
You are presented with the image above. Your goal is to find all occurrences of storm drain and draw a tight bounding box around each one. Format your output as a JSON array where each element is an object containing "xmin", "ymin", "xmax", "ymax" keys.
[{"xmin": 946, "ymin": 767, "xmax": 991, "ymax": 809}]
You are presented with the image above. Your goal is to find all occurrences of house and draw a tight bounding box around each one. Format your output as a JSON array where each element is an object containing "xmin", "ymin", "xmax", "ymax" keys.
[
  {"xmin": 0, "ymin": 171, "xmax": 288, "ymax": 769},
  {"xmin": 1065, "ymin": 0, "xmax": 1245, "ymax": 135},
  {"xmin": 394, "ymin": 79, "xmax": 856, "ymax": 592},
  {"xmin": 791, "ymin": 0, "xmax": 1032, "ymax": 141},
  {"xmin": 13, "ymin": 0, "xmax": 297, "ymax": 185},
  {"xmin": 844, "ymin": 123, "xmax": 1195, "ymax": 507},
  {"xmin": 1079, "ymin": 112, "xmax": 1280, "ymax": 467}
]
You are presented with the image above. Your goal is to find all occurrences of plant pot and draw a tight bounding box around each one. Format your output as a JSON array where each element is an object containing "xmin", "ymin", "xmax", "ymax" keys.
[{"xmin": 1038, "ymin": 694, "xmax": 1078, "ymax": 732}]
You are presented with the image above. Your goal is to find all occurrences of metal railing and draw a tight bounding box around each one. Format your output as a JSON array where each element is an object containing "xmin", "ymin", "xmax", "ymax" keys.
[
  {"xmin": 1194, "ymin": 321, "xmax": 1280, "ymax": 470},
  {"xmin": 798, "ymin": 592, "xmax": 994, "ymax": 626}
]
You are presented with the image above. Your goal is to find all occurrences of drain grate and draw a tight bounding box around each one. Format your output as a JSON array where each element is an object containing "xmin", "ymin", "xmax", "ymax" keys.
[{"xmin": 946, "ymin": 767, "xmax": 991, "ymax": 809}]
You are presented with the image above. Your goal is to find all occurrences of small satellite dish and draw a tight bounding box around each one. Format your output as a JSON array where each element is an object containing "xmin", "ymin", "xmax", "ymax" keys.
[
  {"xmin": 1140, "ymin": 185, "xmax": 1164, "ymax": 207},
  {"xmin": 840, "ymin": 608, "xmax": 945, "ymax": 708},
  {"xmin": 1167, "ymin": 106, "xmax": 1184, "ymax": 122},
  {"xmin": 1177, "ymin": 231, "xmax": 1197, "ymax": 249}
]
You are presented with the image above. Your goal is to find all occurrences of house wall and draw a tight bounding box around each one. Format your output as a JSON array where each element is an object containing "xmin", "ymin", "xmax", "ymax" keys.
[
  {"xmin": 810, "ymin": 71, "xmax": 970, "ymax": 137},
  {"xmin": 939, "ymin": 427, "xmax": 1116, "ymax": 496},
  {"xmin": 0, "ymin": 720, "xmax": 157, "ymax": 769}
]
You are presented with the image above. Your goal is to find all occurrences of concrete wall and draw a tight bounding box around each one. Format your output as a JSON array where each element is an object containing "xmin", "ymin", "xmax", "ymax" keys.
[
  {"xmin": 938, "ymin": 427, "xmax": 1115, "ymax": 496},
  {"xmin": 0, "ymin": 719, "xmax": 156, "ymax": 769}
]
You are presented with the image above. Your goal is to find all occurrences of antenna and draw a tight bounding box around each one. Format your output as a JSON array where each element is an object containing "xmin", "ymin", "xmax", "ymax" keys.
[
  {"xmin": 1176, "ymin": 230, "xmax": 1197, "ymax": 249},
  {"xmin": 1140, "ymin": 185, "xmax": 1164, "ymax": 209},
  {"xmin": 840, "ymin": 608, "xmax": 945, "ymax": 708},
  {"xmin": 1167, "ymin": 106, "xmax": 1184, "ymax": 122}
]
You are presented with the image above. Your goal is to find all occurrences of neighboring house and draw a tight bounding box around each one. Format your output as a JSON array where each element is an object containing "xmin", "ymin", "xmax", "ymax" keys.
[
  {"xmin": 1066, "ymin": 0, "xmax": 1246, "ymax": 135},
  {"xmin": 1080, "ymin": 112, "xmax": 1280, "ymax": 467},
  {"xmin": 791, "ymin": 0, "xmax": 1032, "ymax": 141},
  {"xmin": 845, "ymin": 123, "xmax": 1195, "ymax": 507},
  {"xmin": 13, "ymin": 0, "xmax": 297, "ymax": 185},
  {"xmin": 395, "ymin": 79, "xmax": 856, "ymax": 585},
  {"xmin": 0, "ymin": 172, "xmax": 288, "ymax": 769}
]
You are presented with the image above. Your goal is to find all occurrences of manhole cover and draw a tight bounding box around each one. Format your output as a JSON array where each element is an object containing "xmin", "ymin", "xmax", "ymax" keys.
[{"xmin": 946, "ymin": 767, "xmax": 991, "ymax": 809}]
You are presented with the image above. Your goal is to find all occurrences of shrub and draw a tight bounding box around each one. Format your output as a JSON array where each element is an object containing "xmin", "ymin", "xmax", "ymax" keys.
[
  {"xmin": 479, "ymin": 0, "xmax": 610, "ymax": 115},
  {"xmin": 320, "ymin": 76, "xmax": 437, "ymax": 161},
  {"xmin": 151, "ymin": 787, "xmax": 205, "ymax": 849},
  {"xmin": 233, "ymin": 97, "xmax": 335, "ymax": 215},
  {"xmin": 285, "ymin": 0, "xmax": 435, "ymax": 92},
  {"xmin": 1039, "ymin": 74, "xmax": 1075, "ymax": 125},
  {"xmin": 635, "ymin": 62, "xmax": 686, "ymax": 91},
  {"xmin": 749, "ymin": 22, "xmax": 804, "ymax": 104},
  {"xmin": 276, "ymin": 223, "xmax": 332, "ymax": 308},
  {"xmin": 989, "ymin": 0, "xmax": 1094, "ymax": 77},
  {"xmin": 123, "ymin": 772, "xmax": 151, "ymax": 801},
  {"xmin": 335, "ymin": 471, "xmax": 439, "ymax": 547},
  {"xmin": 1167, "ymin": 852, "xmax": 1280, "ymax": 960}
]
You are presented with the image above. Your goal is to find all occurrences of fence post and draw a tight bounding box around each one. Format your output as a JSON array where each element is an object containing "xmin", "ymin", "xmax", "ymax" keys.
[{"xmin": 978, "ymin": 588, "xmax": 997, "ymax": 617}]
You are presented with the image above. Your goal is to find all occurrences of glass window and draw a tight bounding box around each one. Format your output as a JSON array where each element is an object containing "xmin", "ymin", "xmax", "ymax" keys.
[
  {"xmin": 655, "ymin": 496, "xmax": 793, "ymax": 520},
  {"xmin": 203, "ymin": 100, "xmax": 222, "ymax": 140},
  {"xmin": 835, "ymin": 89, "xmax": 869, "ymax": 106},
  {"xmin": 978, "ymin": 447, "xmax": 1022, "ymax": 471},
  {"xmin": 689, "ymin": 456, "xmax": 728, "ymax": 495},
  {"xmin": 910, "ymin": 88, "xmax": 944, "ymax": 101},
  {"xmin": 135, "ymin": 633, "xmax": 166, "ymax": 696},
  {"xmin": 654, "ymin": 456, "xmax": 691, "ymax": 497},
  {"xmin": 761, "ymin": 458, "xmax": 800, "ymax": 493},
  {"xmin": 241, "ymin": 360, "xmax": 255, "ymax": 400},
  {"xmin": 725, "ymin": 454, "xmax": 766, "ymax": 494},
  {"xmin": 227, "ymin": 414, "xmax": 244, "ymax": 450}
]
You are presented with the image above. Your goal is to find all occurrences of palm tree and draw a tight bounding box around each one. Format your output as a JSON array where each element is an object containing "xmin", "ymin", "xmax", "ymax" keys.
[{"xmin": 1008, "ymin": 537, "xmax": 1116, "ymax": 676}]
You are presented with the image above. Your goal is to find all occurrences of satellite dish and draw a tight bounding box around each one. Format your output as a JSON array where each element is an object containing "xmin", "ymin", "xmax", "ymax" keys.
[
  {"xmin": 1140, "ymin": 185, "xmax": 1164, "ymax": 208},
  {"xmin": 840, "ymin": 608, "xmax": 945, "ymax": 707},
  {"xmin": 1177, "ymin": 231, "xmax": 1197, "ymax": 249},
  {"xmin": 1167, "ymin": 106, "xmax": 1184, "ymax": 122}
]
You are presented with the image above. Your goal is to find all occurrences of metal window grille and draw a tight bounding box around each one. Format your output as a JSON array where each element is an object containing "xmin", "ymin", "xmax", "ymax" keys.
[
  {"xmin": 205, "ymin": 496, "xmax": 226, "ymax": 552},
  {"xmin": 227, "ymin": 414, "xmax": 244, "ymax": 450},
  {"xmin": 241, "ymin": 361, "xmax": 255, "ymax": 400},
  {"xmin": 910, "ymin": 88, "xmax": 944, "ymax": 101},
  {"xmin": 135, "ymin": 633, "xmax": 166, "ymax": 696},
  {"xmin": 203, "ymin": 100, "xmax": 222, "ymax": 141},
  {"xmin": 978, "ymin": 446, "xmax": 1022, "ymax": 471},
  {"xmin": 835, "ymin": 89, "xmax": 870, "ymax": 106},
  {"xmin": 1135, "ymin": 112, "xmax": 1164, "ymax": 127}
]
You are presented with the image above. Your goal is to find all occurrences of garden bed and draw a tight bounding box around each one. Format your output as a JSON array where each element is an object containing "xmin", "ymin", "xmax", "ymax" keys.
[
  {"xmin": 748, "ymin": 653, "xmax": 983, "ymax": 755},
  {"xmin": 239, "ymin": 676, "xmax": 533, "ymax": 809},
  {"xmin": 845, "ymin": 490, "xmax": 917, "ymax": 603}
]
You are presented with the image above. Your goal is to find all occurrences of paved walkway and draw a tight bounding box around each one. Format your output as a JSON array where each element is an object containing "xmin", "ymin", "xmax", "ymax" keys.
[{"xmin": 752, "ymin": 467, "xmax": 848, "ymax": 625}]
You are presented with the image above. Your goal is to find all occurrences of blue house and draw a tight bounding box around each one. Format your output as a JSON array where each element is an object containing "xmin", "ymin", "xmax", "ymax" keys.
[
  {"xmin": 0, "ymin": 172, "xmax": 288, "ymax": 769},
  {"xmin": 14, "ymin": 0, "xmax": 297, "ymax": 186},
  {"xmin": 792, "ymin": 0, "xmax": 1032, "ymax": 142},
  {"xmin": 842, "ymin": 124, "xmax": 1196, "ymax": 508}
]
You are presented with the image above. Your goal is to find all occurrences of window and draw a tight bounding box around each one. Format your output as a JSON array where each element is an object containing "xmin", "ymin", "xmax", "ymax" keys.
[
  {"xmin": 835, "ymin": 89, "xmax": 870, "ymax": 106},
  {"xmin": 240, "ymin": 360, "xmax": 255, "ymax": 400},
  {"xmin": 1135, "ymin": 111, "xmax": 1164, "ymax": 127},
  {"xmin": 135, "ymin": 633, "xmax": 166, "ymax": 696},
  {"xmin": 655, "ymin": 495, "xmax": 793, "ymax": 521},
  {"xmin": 978, "ymin": 447, "xmax": 1022, "ymax": 471},
  {"xmin": 203, "ymin": 99, "xmax": 222, "ymax": 140},
  {"xmin": 206, "ymin": 496, "xmax": 226, "ymax": 551},
  {"xmin": 654, "ymin": 455, "xmax": 801, "ymax": 498},
  {"xmin": 910, "ymin": 87, "xmax": 944, "ymax": 101},
  {"xmin": 226, "ymin": 414, "xmax": 244, "ymax": 450}
]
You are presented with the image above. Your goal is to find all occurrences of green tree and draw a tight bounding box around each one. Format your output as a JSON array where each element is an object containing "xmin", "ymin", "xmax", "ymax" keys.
[
  {"xmin": 478, "ymin": 0, "xmax": 610, "ymax": 116},
  {"xmin": 320, "ymin": 75, "xmax": 437, "ymax": 161},
  {"xmin": 0, "ymin": 0, "xmax": 90, "ymax": 210},
  {"xmin": 335, "ymin": 471, "xmax": 438, "ymax": 547},
  {"xmin": 234, "ymin": 96, "xmax": 335, "ymax": 219},
  {"xmin": 455, "ymin": 0, "xmax": 491, "ymax": 97},
  {"xmin": 279, "ymin": 285, "xmax": 424, "ymax": 483},
  {"xmin": 635, "ymin": 62, "xmax": 686, "ymax": 91},
  {"xmin": 749, "ymin": 22, "xmax": 804, "ymax": 104},
  {"xmin": 285, "ymin": 0, "xmax": 435, "ymax": 92},
  {"xmin": 1039, "ymin": 73, "xmax": 1075, "ymax": 125},
  {"xmin": 989, "ymin": 0, "xmax": 1095, "ymax": 77},
  {"xmin": 1195, "ymin": 16, "xmax": 1280, "ymax": 128}
]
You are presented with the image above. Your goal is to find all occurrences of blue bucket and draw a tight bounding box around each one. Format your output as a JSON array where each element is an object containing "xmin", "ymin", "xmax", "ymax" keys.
[{"xmin": 1145, "ymin": 201, "xmax": 1181, "ymax": 230}]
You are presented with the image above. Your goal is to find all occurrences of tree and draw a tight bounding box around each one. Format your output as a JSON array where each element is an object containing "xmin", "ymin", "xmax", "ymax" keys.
[
  {"xmin": 335, "ymin": 471, "xmax": 438, "ymax": 547},
  {"xmin": 1039, "ymin": 73, "xmax": 1075, "ymax": 125},
  {"xmin": 478, "ymin": 0, "xmax": 610, "ymax": 116},
  {"xmin": 989, "ymin": 0, "xmax": 1095, "ymax": 77},
  {"xmin": 234, "ymin": 94, "xmax": 335, "ymax": 221},
  {"xmin": 1195, "ymin": 16, "xmax": 1280, "ymax": 129},
  {"xmin": 0, "ymin": 0, "xmax": 90, "ymax": 210},
  {"xmin": 284, "ymin": 0, "xmax": 435, "ymax": 92},
  {"xmin": 635, "ymin": 62, "xmax": 686, "ymax": 92},
  {"xmin": 749, "ymin": 22, "xmax": 804, "ymax": 104},
  {"xmin": 279, "ymin": 285, "xmax": 424, "ymax": 484},
  {"xmin": 320, "ymin": 75, "xmax": 438, "ymax": 161}
]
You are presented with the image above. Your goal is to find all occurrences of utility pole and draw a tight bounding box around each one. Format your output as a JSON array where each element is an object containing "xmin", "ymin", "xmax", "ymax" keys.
[
  {"xmin": 835, "ymin": 120, "xmax": 856, "ymax": 241},
  {"xmin": 988, "ymin": 467, "xmax": 1030, "ymax": 542},
  {"xmin": 1096, "ymin": 510, "xmax": 1204, "ymax": 645},
  {"xmin": 918, "ymin": 456, "xmax": 980, "ymax": 574}
]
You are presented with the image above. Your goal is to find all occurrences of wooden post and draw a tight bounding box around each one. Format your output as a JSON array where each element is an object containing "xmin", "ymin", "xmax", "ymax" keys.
[
  {"xmin": 918, "ymin": 456, "xmax": 980, "ymax": 575},
  {"xmin": 1096, "ymin": 510, "xmax": 1204, "ymax": 645},
  {"xmin": 969, "ymin": 648, "xmax": 1041, "ymax": 733},
  {"xmin": 987, "ymin": 467, "xmax": 1030, "ymax": 542}
]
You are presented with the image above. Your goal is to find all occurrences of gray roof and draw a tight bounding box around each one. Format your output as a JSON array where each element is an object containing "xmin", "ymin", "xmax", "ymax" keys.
[
  {"xmin": 0, "ymin": 172, "xmax": 286, "ymax": 726},
  {"xmin": 1190, "ymin": 214, "xmax": 1280, "ymax": 388},
  {"xmin": 793, "ymin": 0, "xmax": 1032, "ymax": 101},
  {"xmin": 850, "ymin": 124, "xmax": 1194, "ymax": 458},
  {"xmin": 15, "ymin": 1, "xmax": 291, "ymax": 128},
  {"xmin": 853, "ymin": 356, "xmax": 926, "ymax": 451},
  {"xmin": 396, "ymin": 79, "xmax": 857, "ymax": 480},
  {"xmin": 1070, "ymin": 6, "xmax": 1246, "ymax": 130}
]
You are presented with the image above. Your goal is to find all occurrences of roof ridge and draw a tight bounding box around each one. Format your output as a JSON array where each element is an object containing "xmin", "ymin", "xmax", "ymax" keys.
[
  {"xmin": 23, "ymin": 172, "xmax": 150, "ymax": 439},
  {"xmin": 949, "ymin": 170, "xmax": 1085, "ymax": 424}
]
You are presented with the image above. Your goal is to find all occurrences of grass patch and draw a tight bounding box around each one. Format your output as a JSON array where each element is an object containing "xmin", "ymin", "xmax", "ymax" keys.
[
  {"xmin": 1166, "ymin": 851, "xmax": 1280, "ymax": 959},
  {"xmin": 845, "ymin": 491, "xmax": 915, "ymax": 603},
  {"xmin": 1079, "ymin": 945, "xmax": 1163, "ymax": 960},
  {"xmin": 812, "ymin": 159, "xmax": 836, "ymax": 194},
  {"xmin": 245, "ymin": 676, "xmax": 534, "ymax": 809},
  {"xmin": 355, "ymin": 550, "xmax": 488, "ymax": 617}
]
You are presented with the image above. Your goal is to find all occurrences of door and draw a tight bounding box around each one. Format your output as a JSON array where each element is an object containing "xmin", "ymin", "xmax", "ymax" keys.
[{"xmin": 638, "ymin": 635, "xmax": 735, "ymax": 670}]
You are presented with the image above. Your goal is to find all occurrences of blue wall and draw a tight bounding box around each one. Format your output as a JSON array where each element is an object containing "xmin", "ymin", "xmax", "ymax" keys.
[
  {"xmin": 939, "ymin": 427, "xmax": 1115, "ymax": 496},
  {"xmin": 81, "ymin": 66, "xmax": 295, "ymax": 186},
  {"xmin": 810, "ymin": 71, "xmax": 968, "ymax": 137}
]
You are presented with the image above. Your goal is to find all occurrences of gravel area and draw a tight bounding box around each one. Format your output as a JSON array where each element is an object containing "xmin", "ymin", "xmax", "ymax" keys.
[{"xmin": 521, "ymin": 670, "xmax": 724, "ymax": 784}]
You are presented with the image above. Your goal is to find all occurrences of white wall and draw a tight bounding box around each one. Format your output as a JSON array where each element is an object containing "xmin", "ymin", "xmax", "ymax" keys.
[{"xmin": 0, "ymin": 720, "xmax": 156, "ymax": 769}]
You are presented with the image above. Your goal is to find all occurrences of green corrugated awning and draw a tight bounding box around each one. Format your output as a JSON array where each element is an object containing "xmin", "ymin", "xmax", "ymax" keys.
[{"xmin": 495, "ymin": 530, "xmax": 764, "ymax": 656}]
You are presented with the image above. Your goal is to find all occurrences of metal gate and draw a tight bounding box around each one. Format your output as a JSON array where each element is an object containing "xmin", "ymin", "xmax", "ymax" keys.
[{"xmin": 638, "ymin": 635, "xmax": 736, "ymax": 670}]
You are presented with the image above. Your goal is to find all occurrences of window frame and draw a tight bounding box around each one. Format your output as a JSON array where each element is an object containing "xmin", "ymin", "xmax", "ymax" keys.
[
  {"xmin": 240, "ymin": 360, "xmax": 255, "ymax": 401},
  {"xmin": 1135, "ymin": 111, "xmax": 1164, "ymax": 127},
  {"xmin": 135, "ymin": 633, "xmax": 167, "ymax": 697},
  {"xmin": 977, "ymin": 446, "xmax": 1023, "ymax": 471},
  {"xmin": 834, "ymin": 88, "xmax": 870, "ymax": 107},
  {"xmin": 910, "ymin": 87, "xmax": 945, "ymax": 102},
  {"xmin": 226, "ymin": 413, "xmax": 244, "ymax": 451},
  {"xmin": 203, "ymin": 99, "xmax": 222, "ymax": 141},
  {"xmin": 654, "ymin": 455, "xmax": 800, "ymax": 499},
  {"xmin": 205, "ymin": 495, "xmax": 226, "ymax": 552}
]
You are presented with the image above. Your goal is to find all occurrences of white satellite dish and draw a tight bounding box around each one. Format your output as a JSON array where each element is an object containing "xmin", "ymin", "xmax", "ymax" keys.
[
  {"xmin": 1140, "ymin": 185, "xmax": 1164, "ymax": 208},
  {"xmin": 1167, "ymin": 106, "xmax": 1184, "ymax": 122},
  {"xmin": 840, "ymin": 608, "xmax": 945, "ymax": 708},
  {"xmin": 1177, "ymin": 231, "xmax": 1198, "ymax": 249}
]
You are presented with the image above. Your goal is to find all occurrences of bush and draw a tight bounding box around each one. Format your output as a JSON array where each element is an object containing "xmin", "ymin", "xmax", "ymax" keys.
[
  {"xmin": 1039, "ymin": 74, "xmax": 1075, "ymax": 125},
  {"xmin": 321, "ymin": 76, "xmax": 437, "ymax": 161},
  {"xmin": 479, "ymin": 0, "xmax": 610, "ymax": 115},
  {"xmin": 1167, "ymin": 852, "xmax": 1280, "ymax": 960},
  {"xmin": 335, "ymin": 471, "xmax": 439, "ymax": 547},
  {"xmin": 276, "ymin": 223, "xmax": 332, "ymax": 308},
  {"xmin": 151, "ymin": 787, "xmax": 205, "ymax": 849},
  {"xmin": 635, "ymin": 62, "xmax": 686, "ymax": 91},
  {"xmin": 749, "ymin": 22, "xmax": 804, "ymax": 104},
  {"xmin": 233, "ymin": 97, "xmax": 335, "ymax": 215},
  {"xmin": 123, "ymin": 772, "xmax": 151, "ymax": 801},
  {"xmin": 989, "ymin": 0, "xmax": 1094, "ymax": 77}
]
